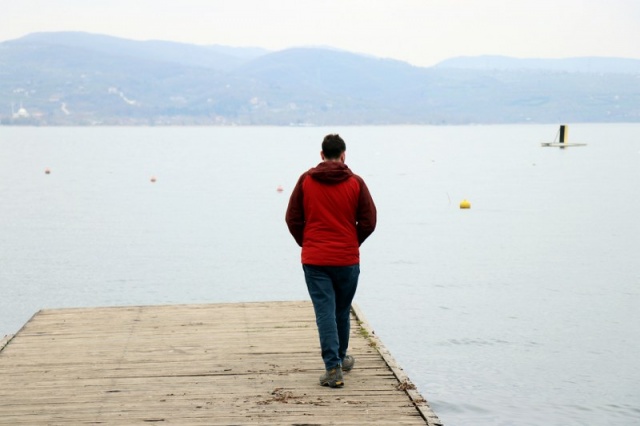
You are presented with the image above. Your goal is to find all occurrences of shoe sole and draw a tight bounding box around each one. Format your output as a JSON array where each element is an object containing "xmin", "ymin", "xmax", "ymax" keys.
[{"xmin": 321, "ymin": 380, "xmax": 344, "ymax": 388}]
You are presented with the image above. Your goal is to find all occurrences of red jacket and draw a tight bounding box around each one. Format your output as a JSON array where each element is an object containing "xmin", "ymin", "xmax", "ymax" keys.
[{"xmin": 286, "ymin": 161, "xmax": 377, "ymax": 266}]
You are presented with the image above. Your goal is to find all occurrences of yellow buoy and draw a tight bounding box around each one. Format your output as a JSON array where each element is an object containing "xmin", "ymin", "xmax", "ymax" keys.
[{"xmin": 460, "ymin": 199, "xmax": 471, "ymax": 209}]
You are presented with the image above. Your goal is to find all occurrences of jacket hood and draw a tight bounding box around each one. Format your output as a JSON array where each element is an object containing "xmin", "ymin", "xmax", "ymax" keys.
[{"xmin": 307, "ymin": 161, "xmax": 353, "ymax": 184}]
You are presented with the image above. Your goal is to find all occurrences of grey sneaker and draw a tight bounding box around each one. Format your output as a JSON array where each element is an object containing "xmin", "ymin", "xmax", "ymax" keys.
[
  {"xmin": 319, "ymin": 366, "xmax": 344, "ymax": 388},
  {"xmin": 342, "ymin": 355, "xmax": 355, "ymax": 372}
]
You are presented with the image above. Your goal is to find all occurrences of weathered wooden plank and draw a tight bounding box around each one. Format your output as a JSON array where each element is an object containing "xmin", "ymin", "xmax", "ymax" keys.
[{"xmin": 0, "ymin": 301, "xmax": 440, "ymax": 425}]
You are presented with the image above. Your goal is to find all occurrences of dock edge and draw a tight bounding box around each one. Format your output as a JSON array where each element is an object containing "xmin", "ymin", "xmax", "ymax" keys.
[
  {"xmin": 351, "ymin": 304, "xmax": 443, "ymax": 426},
  {"xmin": 0, "ymin": 334, "xmax": 14, "ymax": 353}
]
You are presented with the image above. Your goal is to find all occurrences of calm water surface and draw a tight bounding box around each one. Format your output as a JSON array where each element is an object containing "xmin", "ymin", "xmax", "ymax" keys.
[{"xmin": 1, "ymin": 125, "xmax": 639, "ymax": 425}]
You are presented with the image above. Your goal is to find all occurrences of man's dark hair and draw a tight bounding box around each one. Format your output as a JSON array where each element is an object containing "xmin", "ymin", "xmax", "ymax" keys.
[{"xmin": 322, "ymin": 134, "xmax": 346, "ymax": 159}]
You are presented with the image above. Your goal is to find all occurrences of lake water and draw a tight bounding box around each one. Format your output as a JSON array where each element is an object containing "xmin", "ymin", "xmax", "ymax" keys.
[{"xmin": 1, "ymin": 124, "xmax": 639, "ymax": 425}]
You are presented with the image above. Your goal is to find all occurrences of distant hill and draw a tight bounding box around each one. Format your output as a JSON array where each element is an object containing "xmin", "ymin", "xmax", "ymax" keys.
[
  {"xmin": 1, "ymin": 32, "xmax": 639, "ymax": 125},
  {"xmin": 14, "ymin": 32, "xmax": 269, "ymax": 71},
  {"xmin": 435, "ymin": 55, "xmax": 640, "ymax": 74}
]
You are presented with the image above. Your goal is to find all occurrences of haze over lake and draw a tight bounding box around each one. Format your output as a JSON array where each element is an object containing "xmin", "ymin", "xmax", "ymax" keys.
[{"xmin": 1, "ymin": 124, "xmax": 638, "ymax": 425}]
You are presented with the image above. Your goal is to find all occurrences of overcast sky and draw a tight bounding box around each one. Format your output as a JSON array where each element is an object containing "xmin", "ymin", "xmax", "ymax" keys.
[{"xmin": 2, "ymin": 0, "xmax": 639, "ymax": 67}]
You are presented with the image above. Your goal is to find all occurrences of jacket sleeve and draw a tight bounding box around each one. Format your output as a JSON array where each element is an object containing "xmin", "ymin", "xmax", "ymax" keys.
[
  {"xmin": 285, "ymin": 173, "xmax": 307, "ymax": 247},
  {"xmin": 355, "ymin": 176, "xmax": 377, "ymax": 245}
]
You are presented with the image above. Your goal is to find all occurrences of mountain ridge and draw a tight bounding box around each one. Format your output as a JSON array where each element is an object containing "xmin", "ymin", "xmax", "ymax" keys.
[
  {"xmin": 1, "ymin": 32, "xmax": 639, "ymax": 125},
  {"xmin": 434, "ymin": 55, "xmax": 640, "ymax": 74}
]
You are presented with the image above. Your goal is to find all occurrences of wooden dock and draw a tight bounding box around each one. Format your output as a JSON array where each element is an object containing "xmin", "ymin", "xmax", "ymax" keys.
[{"xmin": 0, "ymin": 301, "xmax": 441, "ymax": 425}]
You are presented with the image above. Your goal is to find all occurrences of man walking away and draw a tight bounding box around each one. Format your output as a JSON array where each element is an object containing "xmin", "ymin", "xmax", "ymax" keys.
[{"xmin": 285, "ymin": 133, "xmax": 377, "ymax": 388}]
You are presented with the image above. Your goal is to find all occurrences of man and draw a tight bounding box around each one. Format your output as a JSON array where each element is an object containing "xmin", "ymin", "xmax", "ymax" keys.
[{"xmin": 285, "ymin": 133, "xmax": 377, "ymax": 388}]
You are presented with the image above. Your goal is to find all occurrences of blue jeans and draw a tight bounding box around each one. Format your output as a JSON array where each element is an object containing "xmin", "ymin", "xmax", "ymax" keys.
[{"xmin": 303, "ymin": 264, "xmax": 360, "ymax": 370}]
